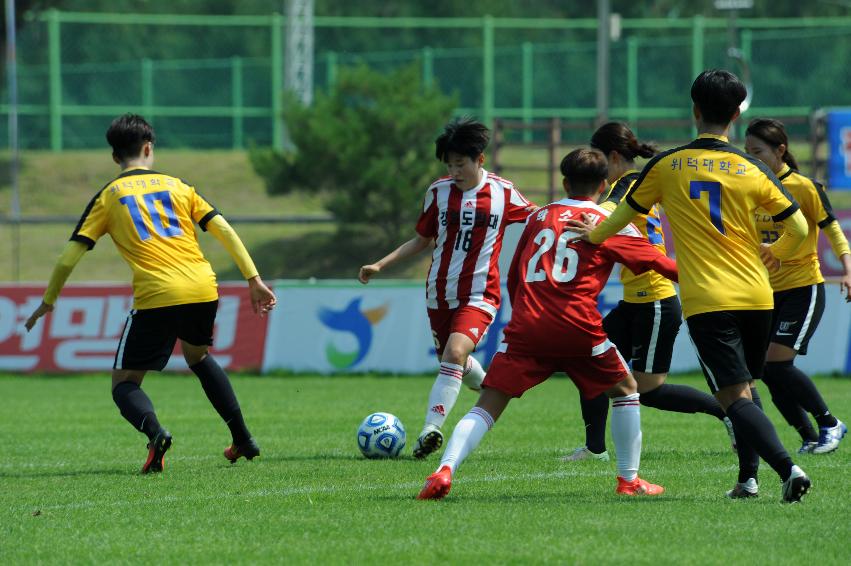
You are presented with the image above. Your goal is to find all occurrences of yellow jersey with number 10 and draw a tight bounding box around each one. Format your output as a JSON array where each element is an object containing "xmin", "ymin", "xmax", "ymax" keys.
[
  {"xmin": 625, "ymin": 134, "xmax": 799, "ymax": 319},
  {"xmin": 70, "ymin": 167, "xmax": 220, "ymax": 310},
  {"xmin": 601, "ymin": 170, "xmax": 676, "ymax": 303}
]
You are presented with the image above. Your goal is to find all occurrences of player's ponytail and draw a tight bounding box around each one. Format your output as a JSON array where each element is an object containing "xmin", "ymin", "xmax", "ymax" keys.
[
  {"xmin": 746, "ymin": 118, "xmax": 800, "ymax": 171},
  {"xmin": 590, "ymin": 122, "xmax": 658, "ymax": 162}
]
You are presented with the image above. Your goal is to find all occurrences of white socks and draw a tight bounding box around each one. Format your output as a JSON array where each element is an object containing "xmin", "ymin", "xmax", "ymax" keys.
[
  {"xmin": 610, "ymin": 393, "xmax": 642, "ymax": 481},
  {"xmin": 462, "ymin": 356, "xmax": 486, "ymax": 391},
  {"xmin": 423, "ymin": 362, "xmax": 464, "ymax": 431},
  {"xmin": 438, "ymin": 407, "xmax": 494, "ymax": 473}
]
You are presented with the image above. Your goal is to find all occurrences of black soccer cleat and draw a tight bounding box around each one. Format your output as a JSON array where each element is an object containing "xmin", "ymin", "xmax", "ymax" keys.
[
  {"xmin": 412, "ymin": 429, "xmax": 444, "ymax": 459},
  {"xmin": 141, "ymin": 429, "xmax": 173, "ymax": 474},
  {"xmin": 224, "ymin": 437, "xmax": 261, "ymax": 463}
]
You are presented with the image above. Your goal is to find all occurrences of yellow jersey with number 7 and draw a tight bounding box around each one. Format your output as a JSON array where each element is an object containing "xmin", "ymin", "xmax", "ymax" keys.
[
  {"xmin": 624, "ymin": 134, "xmax": 799, "ymax": 318},
  {"xmin": 70, "ymin": 167, "xmax": 220, "ymax": 309}
]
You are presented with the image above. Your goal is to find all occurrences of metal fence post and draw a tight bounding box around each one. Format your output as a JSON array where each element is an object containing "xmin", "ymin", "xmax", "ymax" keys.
[
  {"xmin": 422, "ymin": 46, "xmax": 434, "ymax": 89},
  {"xmin": 325, "ymin": 51, "xmax": 338, "ymax": 90},
  {"xmin": 232, "ymin": 56, "xmax": 244, "ymax": 149},
  {"xmin": 141, "ymin": 58, "xmax": 153, "ymax": 119},
  {"xmin": 548, "ymin": 118, "xmax": 561, "ymax": 203},
  {"xmin": 627, "ymin": 36, "xmax": 639, "ymax": 128},
  {"xmin": 48, "ymin": 9, "xmax": 62, "ymax": 151},
  {"xmin": 522, "ymin": 42, "xmax": 533, "ymax": 143},
  {"xmin": 271, "ymin": 12, "xmax": 283, "ymax": 150},
  {"xmin": 691, "ymin": 15, "xmax": 704, "ymax": 80},
  {"xmin": 482, "ymin": 15, "xmax": 494, "ymax": 125}
]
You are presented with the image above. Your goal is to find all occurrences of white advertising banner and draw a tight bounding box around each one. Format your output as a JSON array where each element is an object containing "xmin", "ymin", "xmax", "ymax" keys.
[{"xmin": 263, "ymin": 280, "xmax": 851, "ymax": 376}]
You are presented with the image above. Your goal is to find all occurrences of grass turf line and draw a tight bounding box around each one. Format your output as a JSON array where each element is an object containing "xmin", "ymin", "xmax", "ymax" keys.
[{"xmin": 0, "ymin": 373, "xmax": 849, "ymax": 564}]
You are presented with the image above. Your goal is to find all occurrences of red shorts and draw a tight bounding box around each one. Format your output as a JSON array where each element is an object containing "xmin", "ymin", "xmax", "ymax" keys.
[
  {"xmin": 427, "ymin": 305, "xmax": 494, "ymax": 357},
  {"xmin": 482, "ymin": 341, "xmax": 631, "ymax": 399}
]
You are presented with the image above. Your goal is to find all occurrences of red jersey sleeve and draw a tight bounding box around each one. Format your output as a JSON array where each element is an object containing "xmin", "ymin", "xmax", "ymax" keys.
[
  {"xmin": 601, "ymin": 234, "xmax": 678, "ymax": 282},
  {"xmin": 504, "ymin": 186, "xmax": 537, "ymax": 224},
  {"xmin": 414, "ymin": 187, "xmax": 438, "ymax": 239}
]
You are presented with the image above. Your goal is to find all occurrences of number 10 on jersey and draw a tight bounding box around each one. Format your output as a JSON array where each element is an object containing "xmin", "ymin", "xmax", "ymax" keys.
[{"xmin": 120, "ymin": 190, "xmax": 184, "ymax": 241}]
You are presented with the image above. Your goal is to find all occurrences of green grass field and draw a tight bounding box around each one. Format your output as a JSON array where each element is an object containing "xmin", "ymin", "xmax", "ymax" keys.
[{"xmin": 1, "ymin": 373, "xmax": 849, "ymax": 564}]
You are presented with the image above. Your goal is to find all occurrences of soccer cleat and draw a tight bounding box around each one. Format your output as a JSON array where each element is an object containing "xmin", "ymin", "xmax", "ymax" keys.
[
  {"xmin": 781, "ymin": 465, "xmax": 811, "ymax": 503},
  {"xmin": 224, "ymin": 437, "xmax": 261, "ymax": 463},
  {"xmin": 560, "ymin": 446, "xmax": 610, "ymax": 462},
  {"xmin": 812, "ymin": 420, "xmax": 847, "ymax": 454},
  {"xmin": 726, "ymin": 477, "xmax": 758, "ymax": 499},
  {"xmin": 797, "ymin": 440, "xmax": 818, "ymax": 454},
  {"xmin": 615, "ymin": 476, "xmax": 665, "ymax": 496},
  {"xmin": 141, "ymin": 429, "xmax": 172, "ymax": 474},
  {"xmin": 412, "ymin": 428, "xmax": 444, "ymax": 459},
  {"xmin": 723, "ymin": 417, "xmax": 737, "ymax": 452},
  {"xmin": 417, "ymin": 465, "xmax": 452, "ymax": 500}
]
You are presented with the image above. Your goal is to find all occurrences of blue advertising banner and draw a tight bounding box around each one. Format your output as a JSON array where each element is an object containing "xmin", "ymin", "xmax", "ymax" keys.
[{"xmin": 827, "ymin": 109, "xmax": 851, "ymax": 189}]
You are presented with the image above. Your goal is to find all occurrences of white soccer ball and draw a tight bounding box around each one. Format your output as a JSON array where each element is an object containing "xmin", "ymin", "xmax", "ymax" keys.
[{"xmin": 357, "ymin": 412, "xmax": 406, "ymax": 459}]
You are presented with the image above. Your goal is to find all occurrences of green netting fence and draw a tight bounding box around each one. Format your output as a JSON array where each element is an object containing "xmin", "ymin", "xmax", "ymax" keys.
[{"xmin": 2, "ymin": 11, "xmax": 850, "ymax": 150}]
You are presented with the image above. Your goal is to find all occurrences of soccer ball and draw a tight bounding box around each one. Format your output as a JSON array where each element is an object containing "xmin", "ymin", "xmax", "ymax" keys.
[{"xmin": 357, "ymin": 412, "xmax": 406, "ymax": 459}]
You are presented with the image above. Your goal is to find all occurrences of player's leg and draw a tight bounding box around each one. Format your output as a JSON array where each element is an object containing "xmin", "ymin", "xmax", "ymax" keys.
[
  {"xmin": 416, "ymin": 306, "xmax": 491, "ymax": 459},
  {"xmin": 418, "ymin": 350, "xmax": 549, "ymax": 500},
  {"xmin": 564, "ymin": 303, "xmax": 630, "ymax": 462},
  {"xmin": 179, "ymin": 301, "xmax": 258, "ymax": 463},
  {"xmin": 629, "ymin": 296, "xmax": 733, "ymax": 447},
  {"xmin": 569, "ymin": 343, "xmax": 663, "ymax": 496},
  {"xmin": 112, "ymin": 307, "xmax": 175, "ymax": 473},
  {"xmin": 763, "ymin": 284, "xmax": 844, "ymax": 454},
  {"xmin": 689, "ymin": 310, "xmax": 809, "ymax": 502}
]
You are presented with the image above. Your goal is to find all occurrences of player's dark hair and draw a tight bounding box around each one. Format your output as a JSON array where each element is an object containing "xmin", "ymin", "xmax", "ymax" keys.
[
  {"xmin": 434, "ymin": 117, "xmax": 490, "ymax": 162},
  {"xmin": 746, "ymin": 118, "xmax": 799, "ymax": 170},
  {"xmin": 106, "ymin": 113, "xmax": 155, "ymax": 161},
  {"xmin": 590, "ymin": 122, "xmax": 658, "ymax": 161},
  {"xmin": 690, "ymin": 69, "xmax": 747, "ymax": 126},
  {"xmin": 560, "ymin": 148, "xmax": 608, "ymax": 196}
]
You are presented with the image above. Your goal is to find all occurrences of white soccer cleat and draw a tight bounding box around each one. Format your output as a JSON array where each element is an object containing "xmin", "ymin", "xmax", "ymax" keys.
[
  {"xmin": 812, "ymin": 420, "xmax": 847, "ymax": 454},
  {"xmin": 560, "ymin": 445, "xmax": 610, "ymax": 462},
  {"xmin": 781, "ymin": 465, "xmax": 811, "ymax": 503},
  {"xmin": 725, "ymin": 477, "xmax": 758, "ymax": 499},
  {"xmin": 413, "ymin": 427, "xmax": 444, "ymax": 459}
]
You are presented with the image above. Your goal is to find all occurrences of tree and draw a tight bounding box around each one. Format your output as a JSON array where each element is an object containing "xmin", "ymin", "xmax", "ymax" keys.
[{"xmin": 251, "ymin": 63, "xmax": 456, "ymax": 245}]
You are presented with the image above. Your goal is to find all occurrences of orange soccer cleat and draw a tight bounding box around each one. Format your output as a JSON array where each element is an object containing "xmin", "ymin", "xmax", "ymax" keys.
[
  {"xmin": 141, "ymin": 429, "xmax": 172, "ymax": 474},
  {"xmin": 417, "ymin": 465, "xmax": 453, "ymax": 500},
  {"xmin": 224, "ymin": 437, "xmax": 261, "ymax": 463},
  {"xmin": 615, "ymin": 476, "xmax": 665, "ymax": 496}
]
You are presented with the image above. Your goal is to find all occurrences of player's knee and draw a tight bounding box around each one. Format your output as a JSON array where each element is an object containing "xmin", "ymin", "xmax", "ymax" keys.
[
  {"xmin": 182, "ymin": 347, "xmax": 208, "ymax": 367},
  {"xmin": 442, "ymin": 344, "xmax": 469, "ymax": 366},
  {"xmin": 607, "ymin": 374, "xmax": 637, "ymax": 398}
]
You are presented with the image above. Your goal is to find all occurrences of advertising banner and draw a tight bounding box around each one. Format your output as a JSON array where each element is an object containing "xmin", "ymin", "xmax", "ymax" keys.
[
  {"xmin": 264, "ymin": 280, "xmax": 851, "ymax": 376},
  {"xmin": 827, "ymin": 109, "xmax": 851, "ymax": 190},
  {"xmin": 0, "ymin": 283, "xmax": 267, "ymax": 372}
]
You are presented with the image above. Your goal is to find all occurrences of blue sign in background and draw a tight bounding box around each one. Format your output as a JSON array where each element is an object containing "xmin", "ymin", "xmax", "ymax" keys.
[{"xmin": 827, "ymin": 109, "xmax": 851, "ymax": 189}]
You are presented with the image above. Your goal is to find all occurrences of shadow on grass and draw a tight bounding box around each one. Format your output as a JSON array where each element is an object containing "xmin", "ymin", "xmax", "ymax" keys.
[
  {"xmin": 0, "ymin": 467, "xmax": 129, "ymax": 479},
  {"xmin": 219, "ymin": 226, "xmax": 426, "ymax": 280}
]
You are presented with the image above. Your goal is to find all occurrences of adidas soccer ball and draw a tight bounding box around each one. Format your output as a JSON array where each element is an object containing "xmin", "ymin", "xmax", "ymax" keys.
[{"xmin": 357, "ymin": 412, "xmax": 406, "ymax": 459}]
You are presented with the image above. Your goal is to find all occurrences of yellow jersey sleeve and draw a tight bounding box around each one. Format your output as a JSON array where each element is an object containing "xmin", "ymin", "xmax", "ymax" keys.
[
  {"xmin": 758, "ymin": 174, "xmax": 799, "ymax": 221},
  {"xmin": 188, "ymin": 184, "xmax": 220, "ymax": 230},
  {"xmin": 70, "ymin": 187, "xmax": 110, "ymax": 249}
]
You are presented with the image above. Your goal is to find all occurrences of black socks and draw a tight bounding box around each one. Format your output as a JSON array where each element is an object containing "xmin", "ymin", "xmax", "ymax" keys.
[
  {"xmin": 764, "ymin": 361, "xmax": 837, "ymax": 430},
  {"xmin": 640, "ymin": 383, "xmax": 726, "ymax": 420},
  {"xmin": 580, "ymin": 393, "xmax": 610, "ymax": 454},
  {"xmin": 112, "ymin": 381, "xmax": 161, "ymax": 440},
  {"xmin": 191, "ymin": 355, "xmax": 251, "ymax": 445},
  {"xmin": 726, "ymin": 396, "xmax": 794, "ymax": 483}
]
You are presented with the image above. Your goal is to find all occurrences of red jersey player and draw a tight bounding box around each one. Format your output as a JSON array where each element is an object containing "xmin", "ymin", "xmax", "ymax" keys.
[
  {"xmin": 359, "ymin": 118, "xmax": 535, "ymax": 458},
  {"xmin": 417, "ymin": 148, "xmax": 677, "ymax": 500}
]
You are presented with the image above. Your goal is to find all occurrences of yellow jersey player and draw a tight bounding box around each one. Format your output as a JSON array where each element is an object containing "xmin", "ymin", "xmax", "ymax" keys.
[
  {"xmin": 568, "ymin": 70, "xmax": 811, "ymax": 502},
  {"xmin": 563, "ymin": 122, "xmax": 733, "ymax": 464},
  {"xmin": 24, "ymin": 114, "xmax": 277, "ymax": 474},
  {"xmin": 746, "ymin": 117, "xmax": 848, "ymax": 455}
]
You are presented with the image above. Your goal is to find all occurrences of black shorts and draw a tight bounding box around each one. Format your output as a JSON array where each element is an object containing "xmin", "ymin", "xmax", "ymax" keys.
[
  {"xmin": 602, "ymin": 295, "xmax": 682, "ymax": 374},
  {"xmin": 686, "ymin": 310, "xmax": 771, "ymax": 394},
  {"xmin": 114, "ymin": 301, "xmax": 218, "ymax": 371},
  {"xmin": 771, "ymin": 283, "xmax": 825, "ymax": 355}
]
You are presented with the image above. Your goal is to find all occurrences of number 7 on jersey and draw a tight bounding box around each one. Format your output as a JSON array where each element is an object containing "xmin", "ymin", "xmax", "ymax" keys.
[{"xmin": 689, "ymin": 180, "xmax": 725, "ymax": 235}]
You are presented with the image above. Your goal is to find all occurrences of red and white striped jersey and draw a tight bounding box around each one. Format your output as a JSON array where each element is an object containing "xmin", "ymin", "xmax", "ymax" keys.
[
  {"xmin": 503, "ymin": 197, "xmax": 678, "ymax": 356},
  {"xmin": 415, "ymin": 170, "xmax": 535, "ymax": 316}
]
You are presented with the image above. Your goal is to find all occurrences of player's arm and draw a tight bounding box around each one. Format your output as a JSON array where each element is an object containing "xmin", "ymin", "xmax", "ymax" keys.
[
  {"xmin": 25, "ymin": 241, "xmax": 89, "ymax": 331},
  {"xmin": 567, "ymin": 201, "xmax": 641, "ymax": 244},
  {"xmin": 206, "ymin": 215, "xmax": 276, "ymax": 315},
  {"xmin": 358, "ymin": 234, "xmax": 432, "ymax": 284},
  {"xmin": 823, "ymin": 220, "xmax": 851, "ymax": 301},
  {"xmin": 603, "ymin": 235, "xmax": 678, "ymax": 283},
  {"xmin": 506, "ymin": 224, "xmax": 534, "ymax": 304},
  {"xmin": 764, "ymin": 208, "xmax": 807, "ymax": 262}
]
